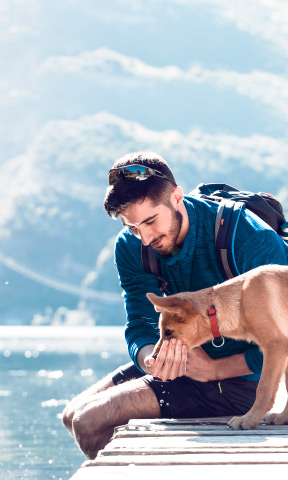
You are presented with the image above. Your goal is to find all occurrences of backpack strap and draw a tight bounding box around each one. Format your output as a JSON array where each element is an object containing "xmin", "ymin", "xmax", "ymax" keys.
[
  {"xmin": 279, "ymin": 221, "xmax": 288, "ymax": 243},
  {"xmin": 141, "ymin": 244, "xmax": 170, "ymax": 295},
  {"xmin": 215, "ymin": 199, "xmax": 245, "ymax": 280}
]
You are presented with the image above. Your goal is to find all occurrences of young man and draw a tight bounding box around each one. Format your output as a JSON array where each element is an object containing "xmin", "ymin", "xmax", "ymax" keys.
[{"xmin": 63, "ymin": 151, "xmax": 288, "ymax": 459}]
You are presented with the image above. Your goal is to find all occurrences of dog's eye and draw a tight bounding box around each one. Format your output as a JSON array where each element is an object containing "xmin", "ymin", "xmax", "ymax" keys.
[{"xmin": 164, "ymin": 329, "xmax": 173, "ymax": 337}]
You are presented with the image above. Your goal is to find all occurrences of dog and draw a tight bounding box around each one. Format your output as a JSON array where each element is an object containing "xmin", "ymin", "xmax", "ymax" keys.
[{"xmin": 147, "ymin": 264, "xmax": 288, "ymax": 430}]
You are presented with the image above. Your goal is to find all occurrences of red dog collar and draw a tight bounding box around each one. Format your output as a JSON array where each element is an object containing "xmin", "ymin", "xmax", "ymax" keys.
[{"xmin": 207, "ymin": 304, "xmax": 225, "ymax": 347}]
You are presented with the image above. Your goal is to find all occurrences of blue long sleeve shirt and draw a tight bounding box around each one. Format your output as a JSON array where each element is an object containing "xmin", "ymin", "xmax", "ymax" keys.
[{"xmin": 115, "ymin": 196, "xmax": 288, "ymax": 381}]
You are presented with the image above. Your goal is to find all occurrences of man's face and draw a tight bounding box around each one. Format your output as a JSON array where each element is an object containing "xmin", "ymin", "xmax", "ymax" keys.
[{"xmin": 119, "ymin": 197, "xmax": 183, "ymax": 255}]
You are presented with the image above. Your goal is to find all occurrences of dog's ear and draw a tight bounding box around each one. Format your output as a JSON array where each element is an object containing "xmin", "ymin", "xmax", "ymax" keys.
[{"xmin": 146, "ymin": 292, "xmax": 189, "ymax": 316}]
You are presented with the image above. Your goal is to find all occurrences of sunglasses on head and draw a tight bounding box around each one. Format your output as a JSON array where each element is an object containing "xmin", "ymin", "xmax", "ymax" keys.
[{"xmin": 108, "ymin": 164, "xmax": 176, "ymax": 186}]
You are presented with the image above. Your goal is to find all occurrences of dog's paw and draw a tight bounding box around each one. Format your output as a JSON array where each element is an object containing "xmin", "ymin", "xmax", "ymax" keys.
[
  {"xmin": 265, "ymin": 412, "xmax": 288, "ymax": 425},
  {"xmin": 227, "ymin": 415, "xmax": 259, "ymax": 430}
]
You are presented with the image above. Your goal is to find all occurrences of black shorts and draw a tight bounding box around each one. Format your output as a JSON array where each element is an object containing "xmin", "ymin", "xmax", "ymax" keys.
[
  {"xmin": 111, "ymin": 361, "xmax": 258, "ymax": 418},
  {"xmin": 143, "ymin": 375, "xmax": 258, "ymax": 418},
  {"xmin": 111, "ymin": 361, "xmax": 144, "ymax": 385}
]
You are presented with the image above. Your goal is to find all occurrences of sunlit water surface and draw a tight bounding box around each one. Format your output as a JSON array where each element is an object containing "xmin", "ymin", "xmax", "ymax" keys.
[{"xmin": 0, "ymin": 326, "xmax": 129, "ymax": 480}]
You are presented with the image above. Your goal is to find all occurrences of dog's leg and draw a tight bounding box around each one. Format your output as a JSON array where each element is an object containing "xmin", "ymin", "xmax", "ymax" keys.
[
  {"xmin": 228, "ymin": 344, "xmax": 287, "ymax": 430},
  {"xmin": 265, "ymin": 361, "xmax": 288, "ymax": 425}
]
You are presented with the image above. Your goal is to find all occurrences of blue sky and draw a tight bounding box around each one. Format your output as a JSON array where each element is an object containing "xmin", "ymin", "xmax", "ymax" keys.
[
  {"xmin": 2, "ymin": 0, "xmax": 288, "ymax": 236},
  {"xmin": 2, "ymin": 1, "xmax": 288, "ymax": 156}
]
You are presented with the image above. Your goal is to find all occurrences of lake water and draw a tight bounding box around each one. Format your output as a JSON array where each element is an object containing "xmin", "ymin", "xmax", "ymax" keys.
[{"xmin": 0, "ymin": 326, "xmax": 130, "ymax": 480}]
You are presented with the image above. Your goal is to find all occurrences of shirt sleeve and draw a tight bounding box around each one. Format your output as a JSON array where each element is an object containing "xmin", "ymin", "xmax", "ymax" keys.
[
  {"xmin": 115, "ymin": 230, "xmax": 162, "ymax": 370},
  {"xmin": 234, "ymin": 208, "xmax": 288, "ymax": 274},
  {"xmin": 244, "ymin": 345, "xmax": 264, "ymax": 374}
]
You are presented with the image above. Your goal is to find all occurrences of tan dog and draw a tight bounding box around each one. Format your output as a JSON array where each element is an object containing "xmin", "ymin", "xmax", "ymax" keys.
[{"xmin": 147, "ymin": 264, "xmax": 288, "ymax": 430}]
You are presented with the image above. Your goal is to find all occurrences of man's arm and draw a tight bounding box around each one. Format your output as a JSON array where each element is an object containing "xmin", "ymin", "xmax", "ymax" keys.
[
  {"xmin": 115, "ymin": 231, "xmax": 162, "ymax": 369},
  {"xmin": 137, "ymin": 344, "xmax": 155, "ymax": 372},
  {"xmin": 184, "ymin": 347, "xmax": 253, "ymax": 381},
  {"xmin": 139, "ymin": 342, "xmax": 252, "ymax": 382},
  {"xmin": 235, "ymin": 209, "xmax": 288, "ymax": 275}
]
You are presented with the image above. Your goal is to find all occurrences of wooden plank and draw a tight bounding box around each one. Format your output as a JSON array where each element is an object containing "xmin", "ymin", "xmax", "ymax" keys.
[
  {"xmin": 127, "ymin": 417, "xmax": 286, "ymax": 427},
  {"xmin": 115, "ymin": 426, "xmax": 288, "ymax": 437},
  {"xmin": 86, "ymin": 452, "xmax": 288, "ymax": 465},
  {"xmin": 108, "ymin": 432, "xmax": 288, "ymax": 445},
  {"xmin": 128, "ymin": 416, "xmax": 232, "ymax": 425},
  {"xmin": 125, "ymin": 417, "xmax": 287, "ymax": 430},
  {"xmin": 100, "ymin": 436, "xmax": 288, "ymax": 454},
  {"xmin": 115, "ymin": 421, "xmax": 288, "ymax": 438},
  {"xmin": 100, "ymin": 446, "xmax": 288, "ymax": 455},
  {"xmin": 70, "ymin": 464, "xmax": 288, "ymax": 480},
  {"xmin": 100, "ymin": 447, "xmax": 288, "ymax": 455}
]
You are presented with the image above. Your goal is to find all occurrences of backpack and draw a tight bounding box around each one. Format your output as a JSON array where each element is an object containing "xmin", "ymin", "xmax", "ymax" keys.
[{"xmin": 141, "ymin": 183, "xmax": 288, "ymax": 294}]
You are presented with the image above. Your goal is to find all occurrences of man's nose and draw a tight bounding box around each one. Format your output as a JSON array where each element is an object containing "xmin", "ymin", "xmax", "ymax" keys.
[{"xmin": 138, "ymin": 227, "xmax": 154, "ymax": 246}]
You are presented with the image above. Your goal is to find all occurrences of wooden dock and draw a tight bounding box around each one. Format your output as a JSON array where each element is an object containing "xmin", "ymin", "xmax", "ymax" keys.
[{"xmin": 70, "ymin": 416, "xmax": 288, "ymax": 479}]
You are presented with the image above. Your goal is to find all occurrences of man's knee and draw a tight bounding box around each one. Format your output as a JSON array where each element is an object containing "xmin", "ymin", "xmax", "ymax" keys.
[
  {"xmin": 62, "ymin": 403, "xmax": 75, "ymax": 432},
  {"xmin": 71, "ymin": 409, "xmax": 86, "ymax": 440},
  {"xmin": 72, "ymin": 408, "xmax": 97, "ymax": 458},
  {"xmin": 62, "ymin": 375, "xmax": 116, "ymax": 432},
  {"xmin": 72, "ymin": 403, "xmax": 113, "ymax": 459},
  {"xmin": 70, "ymin": 379, "xmax": 160, "ymax": 458}
]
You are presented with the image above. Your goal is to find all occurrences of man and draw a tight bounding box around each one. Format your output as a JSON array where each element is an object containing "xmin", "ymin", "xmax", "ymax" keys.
[{"xmin": 63, "ymin": 151, "xmax": 288, "ymax": 459}]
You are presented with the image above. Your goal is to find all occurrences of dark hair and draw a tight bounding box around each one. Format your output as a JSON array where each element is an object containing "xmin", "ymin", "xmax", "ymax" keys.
[{"xmin": 104, "ymin": 151, "xmax": 177, "ymax": 218}]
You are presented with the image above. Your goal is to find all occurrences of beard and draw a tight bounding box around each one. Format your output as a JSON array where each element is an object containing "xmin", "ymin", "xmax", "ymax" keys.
[{"xmin": 152, "ymin": 208, "xmax": 183, "ymax": 255}]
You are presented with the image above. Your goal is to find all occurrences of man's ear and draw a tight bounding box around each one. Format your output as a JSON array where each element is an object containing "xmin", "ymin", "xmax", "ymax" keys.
[
  {"xmin": 146, "ymin": 292, "xmax": 187, "ymax": 316},
  {"xmin": 171, "ymin": 186, "xmax": 184, "ymax": 208}
]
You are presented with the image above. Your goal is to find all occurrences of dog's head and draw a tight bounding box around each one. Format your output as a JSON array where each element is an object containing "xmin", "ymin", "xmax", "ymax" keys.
[{"xmin": 147, "ymin": 292, "xmax": 207, "ymax": 356}]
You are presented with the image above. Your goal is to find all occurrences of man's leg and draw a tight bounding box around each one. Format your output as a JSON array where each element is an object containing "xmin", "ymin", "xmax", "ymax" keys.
[
  {"xmin": 72, "ymin": 378, "xmax": 160, "ymax": 459},
  {"xmin": 62, "ymin": 362, "xmax": 143, "ymax": 434},
  {"xmin": 62, "ymin": 372, "xmax": 115, "ymax": 434}
]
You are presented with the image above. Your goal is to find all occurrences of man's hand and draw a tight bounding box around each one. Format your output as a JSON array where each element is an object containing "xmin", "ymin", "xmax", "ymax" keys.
[
  {"xmin": 184, "ymin": 347, "xmax": 216, "ymax": 382},
  {"xmin": 185, "ymin": 347, "xmax": 253, "ymax": 382},
  {"xmin": 143, "ymin": 338, "xmax": 187, "ymax": 381},
  {"xmin": 140, "ymin": 343, "xmax": 253, "ymax": 383}
]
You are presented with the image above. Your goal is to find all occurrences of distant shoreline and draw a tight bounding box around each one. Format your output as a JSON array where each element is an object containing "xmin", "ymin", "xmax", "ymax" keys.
[{"xmin": 0, "ymin": 325, "xmax": 127, "ymax": 354}]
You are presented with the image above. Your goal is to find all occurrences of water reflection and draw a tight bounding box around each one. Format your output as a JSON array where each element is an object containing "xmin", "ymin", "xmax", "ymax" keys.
[{"xmin": 0, "ymin": 345, "xmax": 129, "ymax": 480}]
